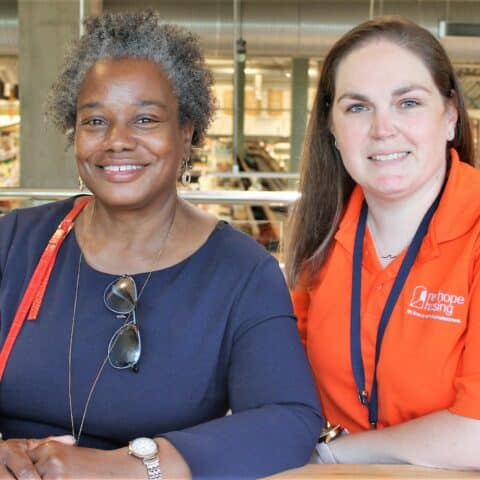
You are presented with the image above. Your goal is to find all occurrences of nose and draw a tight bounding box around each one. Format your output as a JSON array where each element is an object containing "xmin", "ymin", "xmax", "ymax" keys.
[
  {"xmin": 370, "ymin": 108, "xmax": 396, "ymax": 139},
  {"xmin": 104, "ymin": 123, "xmax": 136, "ymax": 152}
]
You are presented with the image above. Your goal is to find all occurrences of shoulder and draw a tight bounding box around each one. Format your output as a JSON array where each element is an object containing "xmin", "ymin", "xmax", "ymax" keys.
[
  {"xmin": 0, "ymin": 197, "xmax": 77, "ymax": 231},
  {"xmin": 455, "ymin": 159, "xmax": 480, "ymax": 185},
  {"xmin": 197, "ymin": 221, "xmax": 289, "ymax": 306},
  {"xmin": 205, "ymin": 222, "xmax": 294, "ymax": 334},
  {"xmin": 0, "ymin": 197, "xmax": 78, "ymax": 266},
  {"xmin": 213, "ymin": 221, "xmax": 289, "ymax": 293},
  {"xmin": 446, "ymin": 156, "xmax": 480, "ymax": 200},
  {"xmin": 435, "ymin": 159, "xmax": 480, "ymax": 242},
  {"xmin": 209, "ymin": 221, "xmax": 277, "ymax": 268}
]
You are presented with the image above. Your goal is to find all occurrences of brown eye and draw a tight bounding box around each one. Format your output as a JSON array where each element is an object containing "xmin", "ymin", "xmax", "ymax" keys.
[
  {"xmin": 88, "ymin": 118, "xmax": 105, "ymax": 126},
  {"xmin": 137, "ymin": 117, "xmax": 154, "ymax": 124},
  {"xmin": 80, "ymin": 117, "xmax": 106, "ymax": 127}
]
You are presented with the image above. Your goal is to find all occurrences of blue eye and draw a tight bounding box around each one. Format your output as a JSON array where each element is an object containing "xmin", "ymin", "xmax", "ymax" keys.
[
  {"xmin": 400, "ymin": 99, "xmax": 420, "ymax": 108},
  {"xmin": 346, "ymin": 104, "xmax": 368, "ymax": 113}
]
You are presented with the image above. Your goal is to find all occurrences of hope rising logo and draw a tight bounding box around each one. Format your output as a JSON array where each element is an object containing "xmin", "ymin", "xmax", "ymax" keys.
[{"xmin": 408, "ymin": 285, "xmax": 465, "ymax": 318}]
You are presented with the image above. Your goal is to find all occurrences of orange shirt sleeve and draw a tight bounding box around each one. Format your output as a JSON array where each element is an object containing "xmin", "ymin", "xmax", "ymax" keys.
[
  {"xmin": 450, "ymin": 238, "xmax": 480, "ymax": 419},
  {"xmin": 291, "ymin": 283, "xmax": 310, "ymax": 347}
]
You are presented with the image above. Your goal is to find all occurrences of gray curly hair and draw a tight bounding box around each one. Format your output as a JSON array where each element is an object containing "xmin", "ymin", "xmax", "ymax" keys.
[{"xmin": 46, "ymin": 9, "xmax": 215, "ymax": 147}]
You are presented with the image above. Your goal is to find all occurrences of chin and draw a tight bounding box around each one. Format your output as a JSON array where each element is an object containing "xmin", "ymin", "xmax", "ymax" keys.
[
  {"xmin": 93, "ymin": 191, "xmax": 148, "ymax": 208},
  {"xmin": 373, "ymin": 176, "xmax": 410, "ymax": 192},
  {"xmin": 367, "ymin": 184, "xmax": 412, "ymax": 201}
]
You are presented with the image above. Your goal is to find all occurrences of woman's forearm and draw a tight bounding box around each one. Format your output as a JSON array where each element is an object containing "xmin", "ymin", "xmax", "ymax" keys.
[
  {"xmin": 155, "ymin": 437, "xmax": 192, "ymax": 479},
  {"xmin": 102, "ymin": 438, "xmax": 192, "ymax": 479},
  {"xmin": 23, "ymin": 436, "xmax": 191, "ymax": 479},
  {"xmin": 330, "ymin": 410, "xmax": 480, "ymax": 470}
]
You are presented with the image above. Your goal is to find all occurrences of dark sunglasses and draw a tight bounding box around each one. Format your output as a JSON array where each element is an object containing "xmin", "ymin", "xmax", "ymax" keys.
[{"xmin": 104, "ymin": 275, "xmax": 141, "ymax": 371}]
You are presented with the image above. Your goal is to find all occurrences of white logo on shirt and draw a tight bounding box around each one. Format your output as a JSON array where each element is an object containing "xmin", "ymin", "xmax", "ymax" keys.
[{"xmin": 406, "ymin": 285, "xmax": 464, "ymax": 323}]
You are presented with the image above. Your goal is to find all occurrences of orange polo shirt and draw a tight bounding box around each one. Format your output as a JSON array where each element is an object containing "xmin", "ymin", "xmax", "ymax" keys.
[{"xmin": 293, "ymin": 150, "xmax": 480, "ymax": 432}]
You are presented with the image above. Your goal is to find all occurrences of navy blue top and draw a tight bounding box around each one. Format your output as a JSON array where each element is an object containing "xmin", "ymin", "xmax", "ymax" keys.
[{"xmin": 0, "ymin": 197, "xmax": 322, "ymax": 479}]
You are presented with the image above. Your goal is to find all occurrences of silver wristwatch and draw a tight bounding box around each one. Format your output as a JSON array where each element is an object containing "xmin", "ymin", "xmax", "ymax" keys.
[{"xmin": 128, "ymin": 437, "xmax": 163, "ymax": 480}]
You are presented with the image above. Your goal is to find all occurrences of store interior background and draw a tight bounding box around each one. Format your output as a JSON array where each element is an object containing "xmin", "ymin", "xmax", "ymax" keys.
[{"xmin": 1, "ymin": 0, "xmax": 479, "ymax": 260}]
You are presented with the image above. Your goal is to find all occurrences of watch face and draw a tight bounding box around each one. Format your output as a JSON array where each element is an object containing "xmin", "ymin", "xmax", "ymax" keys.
[{"xmin": 130, "ymin": 437, "xmax": 158, "ymax": 458}]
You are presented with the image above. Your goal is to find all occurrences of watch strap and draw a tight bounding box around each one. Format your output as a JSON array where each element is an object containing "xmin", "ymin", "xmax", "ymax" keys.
[{"xmin": 143, "ymin": 457, "xmax": 163, "ymax": 480}]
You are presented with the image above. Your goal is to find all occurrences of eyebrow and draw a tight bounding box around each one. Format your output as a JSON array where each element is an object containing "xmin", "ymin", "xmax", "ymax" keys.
[
  {"xmin": 137, "ymin": 100, "xmax": 168, "ymax": 109},
  {"xmin": 77, "ymin": 101, "xmax": 103, "ymax": 111},
  {"xmin": 77, "ymin": 99, "xmax": 168, "ymax": 111},
  {"xmin": 336, "ymin": 84, "xmax": 432, "ymax": 103}
]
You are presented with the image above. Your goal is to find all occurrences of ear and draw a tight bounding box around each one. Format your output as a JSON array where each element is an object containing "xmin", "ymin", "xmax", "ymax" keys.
[
  {"xmin": 328, "ymin": 129, "xmax": 338, "ymax": 149},
  {"xmin": 445, "ymin": 94, "xmax": 458, "ymax": 138},
  {"xmin": 181, "ymin": 120, "xmax": 194, "ymax": 153}
]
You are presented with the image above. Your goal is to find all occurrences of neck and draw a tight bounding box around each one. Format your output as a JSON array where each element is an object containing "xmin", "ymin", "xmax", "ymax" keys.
[
  {"xmin": 102, "ymin": 196, "xmax": 176, "ymax": 234},
  {"xmin": 365, "ymin": 175, "xmax": 445, "ymax": 266},
  {"xmin": 76, "ymin": 193, "xmax": 179, "ymax": 274}
]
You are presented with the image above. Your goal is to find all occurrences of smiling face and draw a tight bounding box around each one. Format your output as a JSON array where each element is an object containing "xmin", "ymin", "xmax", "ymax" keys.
[
  {"xmin": 330, "ymin": 40, "xmax": 457, "ymax": 204},
  {"xmin": 74, "ymin": 57, "xmax": 192, "ymax": 209}
]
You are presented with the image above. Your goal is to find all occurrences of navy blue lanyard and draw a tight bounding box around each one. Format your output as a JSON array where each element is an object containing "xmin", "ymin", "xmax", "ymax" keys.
[{"xmin": 350, "ymin": 193, "xmax": 442, "ymax": 428}]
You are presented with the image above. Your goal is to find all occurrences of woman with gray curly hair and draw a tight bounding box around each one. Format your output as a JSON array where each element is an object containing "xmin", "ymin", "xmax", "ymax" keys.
[{"xmin": 0, "ymin": 9, "xmax": 322, "ymax": 480}]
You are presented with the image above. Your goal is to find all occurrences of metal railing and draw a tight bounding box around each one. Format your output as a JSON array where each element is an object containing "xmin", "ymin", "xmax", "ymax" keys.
[
  {"xmin": 0, "ymin": 188, "xmax": 300, "ymax": 206},
  {"xmin": 0, "ymin": 187, "xmax": 293, "ymax": 264},
  {"xmin": 200, "ymin": 172, "xmax": 299, "ymax": 180}
]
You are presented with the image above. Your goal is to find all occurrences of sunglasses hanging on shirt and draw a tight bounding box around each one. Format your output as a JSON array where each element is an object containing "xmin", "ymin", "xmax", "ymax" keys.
[{"xmin": 104, "ymin": 274, "xmax": 147, "ymax": 372}]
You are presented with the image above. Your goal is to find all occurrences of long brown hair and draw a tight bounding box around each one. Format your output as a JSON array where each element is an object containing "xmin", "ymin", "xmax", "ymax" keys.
[{"xmin": 285, "ymin": 15, "xmax": 474, "ymax": 288}]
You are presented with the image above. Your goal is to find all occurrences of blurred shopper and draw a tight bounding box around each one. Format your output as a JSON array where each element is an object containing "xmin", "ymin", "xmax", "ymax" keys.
[
  {"xmin": 0, "ymin": 10, "xmax": 322, "ymax": 479},
  {"xmin": 287, "ymin": 15, "xmax": 480, "ymax": 469}
]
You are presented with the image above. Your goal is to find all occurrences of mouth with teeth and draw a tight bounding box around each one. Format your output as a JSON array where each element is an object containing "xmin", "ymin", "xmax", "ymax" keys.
[
  {"xmin": 368, "ymin": 151, "xmax": 410, "ymax": 162},
  {"xmin": 101, "ymin": 164, "xmax": 145, "ymax": 172}
]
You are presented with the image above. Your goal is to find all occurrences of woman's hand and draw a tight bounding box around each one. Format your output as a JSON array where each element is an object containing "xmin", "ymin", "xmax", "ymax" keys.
[
  {"xmin": 0, "ymin": 436, "xmax": 75, "ymax": 480},
  {"xmin": 0, "ymin": 465, "xmax": 14, "ymax": 480},
  {"xmin": 0, "ymin": 438, "xmax": 41, "ymax": 480},
  {"xmin": 27, "ymin": 437, "xmax": 191, "ymax": 480},
  {"xmin": 27, "ymin": 443, "xmax": 146, "ymax": 480}
]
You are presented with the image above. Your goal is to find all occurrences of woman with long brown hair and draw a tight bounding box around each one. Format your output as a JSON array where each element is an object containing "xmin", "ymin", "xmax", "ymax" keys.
[{"xmin": 287, "ymin": 16, "xmax": 480, "ymax": 469}]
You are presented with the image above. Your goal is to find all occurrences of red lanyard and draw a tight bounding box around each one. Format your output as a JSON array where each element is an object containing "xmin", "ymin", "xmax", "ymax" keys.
[{"xmin": 0, "ymin": 196, "xmax": 92, "ymax": 381}]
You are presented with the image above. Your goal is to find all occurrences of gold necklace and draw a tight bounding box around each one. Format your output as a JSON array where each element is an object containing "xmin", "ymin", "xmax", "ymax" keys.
[{"xmin": 68, "ymin": 198, "xmax": 178, "ymax": 445}]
